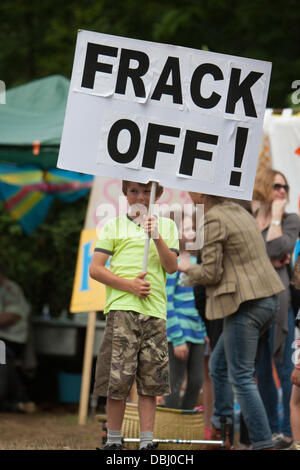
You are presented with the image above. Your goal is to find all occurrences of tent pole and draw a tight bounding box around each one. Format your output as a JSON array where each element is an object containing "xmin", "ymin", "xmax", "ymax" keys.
[{"xmin": 78, "ymin": 310, "xmax": 96, "ymax": 425}]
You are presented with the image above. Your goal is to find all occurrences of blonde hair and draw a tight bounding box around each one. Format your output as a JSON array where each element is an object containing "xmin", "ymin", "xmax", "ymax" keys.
[{"xmin": 253, "ymin": 168, "xmax": 289, "ymax": 203}]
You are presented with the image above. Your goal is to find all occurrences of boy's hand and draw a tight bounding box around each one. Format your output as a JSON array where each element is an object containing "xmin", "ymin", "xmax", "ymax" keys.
[
  {"xmin": 130, "ymin": 273, "xmax": 151, "ymax": 298},
  {"xmin": 142, "ymin": 215, "xmax": 159, "ymax": 239}
]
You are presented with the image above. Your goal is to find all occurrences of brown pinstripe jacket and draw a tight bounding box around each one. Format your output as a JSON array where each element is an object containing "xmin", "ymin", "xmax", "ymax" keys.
[{"xmin": 187, "ymin": 201, "xmax": 285, "ymax": 320}]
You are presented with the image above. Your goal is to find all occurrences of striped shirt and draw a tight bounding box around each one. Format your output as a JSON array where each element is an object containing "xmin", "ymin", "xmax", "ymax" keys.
[{"xmin": 166, "ymin": 256, "xmax": 207, "ymax": 346}]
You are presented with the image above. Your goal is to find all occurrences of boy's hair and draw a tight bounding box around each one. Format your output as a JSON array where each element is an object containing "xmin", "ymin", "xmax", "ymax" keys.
[{"xmin": 122, "ymin": 180, "xmax": 164, "ymax": 198}]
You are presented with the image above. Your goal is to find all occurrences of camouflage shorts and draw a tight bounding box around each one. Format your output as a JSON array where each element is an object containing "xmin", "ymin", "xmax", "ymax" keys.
[{"xmin": 93, "ymin": 310, "xmax": 170, "ymax": 399}]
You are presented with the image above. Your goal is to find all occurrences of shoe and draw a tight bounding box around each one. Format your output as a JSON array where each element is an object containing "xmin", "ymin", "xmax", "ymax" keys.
[
  {"xmin": 238, "ymin": 443, "xmax": 253, "ymax": 450},
  {"xmin": 274, "ymin": 435, "xmax": 293, "ymax": 450},
  {"xmin": 204, "ymin": 423, "xmax": 232, "ymax": 450},
  {"xmin": 101, "ymin": 443, "xmax": 124, "ymax": 450},
  {"xmin": 140, "ymin": 443, "xmax": 159, "ymax": 450},
  {"xmin": 272, "ymin": 432, "xmax": 284, "ymax": 443},
  {"xmin": 272, "ymin": 433, "xmax": 293, "ymax": 450},
  {"xmin": 289, "ymin": 442, "xmax": 300, "ymax": 450},
  {"xmin": 17, "ymin": 402, "xmax": 38, "ymax": 414},
  {"xmin": 260, "ymin": 447, "xmax": 276, "ymax": 450}
]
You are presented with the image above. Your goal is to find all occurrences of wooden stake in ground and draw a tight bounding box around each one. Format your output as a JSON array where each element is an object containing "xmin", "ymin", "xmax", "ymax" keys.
[{"xmin": 78, "ymin": 310, "xmax": 96, "ymax": 425}]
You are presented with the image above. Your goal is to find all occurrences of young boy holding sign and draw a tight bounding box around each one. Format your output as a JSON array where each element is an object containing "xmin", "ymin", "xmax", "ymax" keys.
[{"xmin": 89, "ymin": 180, "xmax": 179, "ymax": 450}]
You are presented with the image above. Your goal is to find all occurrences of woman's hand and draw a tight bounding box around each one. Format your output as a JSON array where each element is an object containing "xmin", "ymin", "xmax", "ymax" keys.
[
  {"xmin": 177, "ymin": 258, "xmax": 191, "ymax": 273},
  {"xmin": 271, "ymin": 253, "xmax": 290, "ymax": 269},
  {"xmin": 271, "ymin": 198, "xmax": 287, "ymax": 220},
  {"xmin": 174, "ymin": 343, "xmax": 189, "ymax": 361}
]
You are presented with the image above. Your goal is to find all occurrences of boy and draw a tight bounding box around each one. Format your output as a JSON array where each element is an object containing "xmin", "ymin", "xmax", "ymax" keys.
[{"xmin": 89, "ymin": 180, "xmax": 179, "ymax": 450}]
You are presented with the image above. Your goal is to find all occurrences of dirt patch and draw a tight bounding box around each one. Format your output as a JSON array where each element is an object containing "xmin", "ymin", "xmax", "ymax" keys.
[{"xmin": 0, "ymin": 410, "xmax": 102, "ymax": 450}]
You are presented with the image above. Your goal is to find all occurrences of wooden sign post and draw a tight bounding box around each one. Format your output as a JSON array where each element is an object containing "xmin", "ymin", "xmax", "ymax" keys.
[{"xmin": 78, "ymin": 310, "xmax": 96, "ymax": 425}]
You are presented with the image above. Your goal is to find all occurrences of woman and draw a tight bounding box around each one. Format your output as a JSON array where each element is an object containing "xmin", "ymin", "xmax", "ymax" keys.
[
  {"xmin": 253, "ymin": 168, "xmax": 300, "ymax": 449},
  {"xmin": 179, "ymin": 193, "xmax": 284, "ymax": 450}
]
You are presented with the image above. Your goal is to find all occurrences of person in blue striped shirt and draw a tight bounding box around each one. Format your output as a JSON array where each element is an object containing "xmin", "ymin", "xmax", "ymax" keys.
[{"xmin": 164, "ymin": 214, "xmax": 207, "ymax": 410}]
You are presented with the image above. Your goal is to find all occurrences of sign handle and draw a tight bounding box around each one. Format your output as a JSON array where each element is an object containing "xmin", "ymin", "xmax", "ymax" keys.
[{"xmin": 142, "ymin": 181, "xmax": 157, "ymax": 273}]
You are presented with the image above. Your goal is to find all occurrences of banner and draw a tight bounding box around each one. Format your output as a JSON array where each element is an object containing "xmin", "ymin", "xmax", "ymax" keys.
[
  {"xmin": 58, "ymin": 30, "xmax": 271, "ymax": 200},
  {"xmin": 263, "ymin": 110, "xmax": 300, "ymax": 215},
  {"xmin": 70, "ymin": 228, "xmax": 106, "ymax": 312}
]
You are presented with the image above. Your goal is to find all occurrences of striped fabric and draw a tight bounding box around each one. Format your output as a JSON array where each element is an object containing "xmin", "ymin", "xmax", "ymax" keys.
[
  {"xmin": 166, "ymin": 256, "xmax": 207, "ymax": 346},
  {"xmin": 0, "ymin": 165, "xmax": 93, "ymax": 233}
]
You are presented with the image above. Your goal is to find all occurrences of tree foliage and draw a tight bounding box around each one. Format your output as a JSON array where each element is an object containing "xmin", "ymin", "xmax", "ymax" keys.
[
  {"xmin": 0, "ymin": 0, "xmax": 299, "ymax": 106},
  {"xmin": 0, "ymin": 196, "xmax": 88, "ymax": 316},
  {"xmin": 0, "ymin": 0, "xmax": 299, "ymax": 313}
]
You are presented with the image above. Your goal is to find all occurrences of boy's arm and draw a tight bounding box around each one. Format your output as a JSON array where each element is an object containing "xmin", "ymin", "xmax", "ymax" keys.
[
  {"xmin": 89, "ymin": 251, "xmax": 151, "ymax": 298},
  {"xmin": 153, "ymin": 236, "xmax": 178, "ymax": 274},
  {"xmin": 143, "ymin": 216, "xmax": 178, "ymax": 274}
]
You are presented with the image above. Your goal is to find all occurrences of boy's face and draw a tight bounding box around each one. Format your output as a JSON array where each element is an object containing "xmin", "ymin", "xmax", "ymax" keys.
[{"xmin": 126, "ymin": 182, "xmax": 152, "ymax": 210}]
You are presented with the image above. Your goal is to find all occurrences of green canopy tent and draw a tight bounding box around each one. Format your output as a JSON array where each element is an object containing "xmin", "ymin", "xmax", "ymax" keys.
[
  {"xmin": 0, "ymin": 75, "xmax": 93, "ymax": 234},
  {"xmin": 0, "ymin": 74, "xmax": 70, "ymax": 169}
]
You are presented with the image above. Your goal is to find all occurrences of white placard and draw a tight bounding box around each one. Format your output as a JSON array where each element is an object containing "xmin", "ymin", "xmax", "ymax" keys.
[{"xmin": 58, "ymin": 29, "xmax": 272, "ymax": 200}]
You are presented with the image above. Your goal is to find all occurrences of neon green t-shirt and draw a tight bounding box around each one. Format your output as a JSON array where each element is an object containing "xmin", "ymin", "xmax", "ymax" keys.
[{"xmin": 95, "ymin": 214, "xmax": 179, "ymax": 319}]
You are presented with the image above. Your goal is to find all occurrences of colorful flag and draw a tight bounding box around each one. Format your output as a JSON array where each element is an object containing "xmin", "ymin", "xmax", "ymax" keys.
[{"xmin": 0, "ymin": 165, "xmax": 93, "ymax": 234}]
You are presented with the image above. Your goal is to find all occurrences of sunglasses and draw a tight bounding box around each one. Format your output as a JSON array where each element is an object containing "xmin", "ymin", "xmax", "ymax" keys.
[{"xmin": 272, "ymin": 183, "xmax": 289, "ymax": 192}]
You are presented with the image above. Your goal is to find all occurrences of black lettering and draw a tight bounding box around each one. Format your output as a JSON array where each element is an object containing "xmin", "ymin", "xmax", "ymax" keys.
[
  {"xmin": 179, "ymin": 130, "xmax": 218, "ymax": 176},
  {"xmin": 81, "ymin": 43, "xmax": 118, "ymax": 89},
  {"xmin": 190, "ymin": 63, "xmax": 223, "ymax": 109},
  {"xmin": 115, "ymin": 48, "xmax": 150, "ymax": 98},
  {"xmin": 151, "ymin": 57, "xmax": 183, "ymax": 104},
  {"xmin": 142, "ymin": 123, "xmax": 180, "ymax": 169},
  {"xmin": 225, "ymin": 68, "xmax": 263, "ymax": 117},
  {"xmin": 107, "ymin": 119, "xmax": 140, "ymax": 164},
  {"xmin": 230, "ymin": 126, "xmax": 249, "ymax": 186}
]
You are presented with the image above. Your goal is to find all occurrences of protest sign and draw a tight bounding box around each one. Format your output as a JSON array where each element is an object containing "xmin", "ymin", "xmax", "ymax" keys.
[{"xmin": 58, "ymin": 29, "xmax": 272, "ymax": 200}]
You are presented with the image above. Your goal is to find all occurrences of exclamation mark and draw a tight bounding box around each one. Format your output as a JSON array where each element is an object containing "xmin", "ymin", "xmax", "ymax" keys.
[{"xmin": 230, "ymin": 127, "xmax": 249, "ymax": 187}]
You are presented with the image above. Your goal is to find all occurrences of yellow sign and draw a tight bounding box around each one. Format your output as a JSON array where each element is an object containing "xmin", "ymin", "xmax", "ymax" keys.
[{"xmin": 70, "ymin": 228, "xmax": 106, "ymax": 313}]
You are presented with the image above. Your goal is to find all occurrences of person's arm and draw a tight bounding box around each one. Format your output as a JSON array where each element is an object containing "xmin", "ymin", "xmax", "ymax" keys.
[
  {"xmin": 291, "ymin": 338, "xmax": 300, "ymax": 387},
  {"xmin": 266, "ymin": 212, "xmax": 300, "ymax": 258},
  {"xmin": 266, "ymin": 199, "xmax": 287, "ymax": 242},
  {"xmin": 166, "ymin": 273, "xmax": 189, "ymax": 361},
  {"xmin": 179, "ymin": 217, "xmax": 226, "ymax": 286},
  {"xmin": 0, "ymin": 312, "xmax": 21, "ymax": 329},
  {"xmin": 89, "ymin": 251, "xmax": 151, "ymax": 298},
  {"xmin": 143, "ymin": 215, "xmax": 178, "ymax": 274}
]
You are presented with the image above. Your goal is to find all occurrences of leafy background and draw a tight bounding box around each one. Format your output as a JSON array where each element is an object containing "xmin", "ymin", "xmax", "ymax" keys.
[{"xmin": 0, "ymin": 196, "xmax": 88, "ymax": 316}]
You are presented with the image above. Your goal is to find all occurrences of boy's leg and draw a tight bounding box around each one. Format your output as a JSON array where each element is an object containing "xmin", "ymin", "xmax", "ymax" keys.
[
  {"xmin": 137, "ymin": 315, "xmax": 170, "ymax": 449},
  {"xmin": 106, "ymin": 397, "xmax": 127, "ymax": 430},
  {"xmin": 105, "ymin": 397, "xmax": 127, "ymax": 448},
  {"xmin": 138, "ymin": 394, "xmax": 157, "ymax": 449},
  {"xmin": 93, "ymin": 311, "xmax": 140, "ymax": 448},
  {"xmin": 138, "ymin": 394, "xmax": 156, "ymax": 431}
]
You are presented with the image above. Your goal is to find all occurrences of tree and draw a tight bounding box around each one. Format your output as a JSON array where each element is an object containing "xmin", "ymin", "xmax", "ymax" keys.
[{"xmin": 0, "ymin": 0, "xmax": 299, "ymax": 106}]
